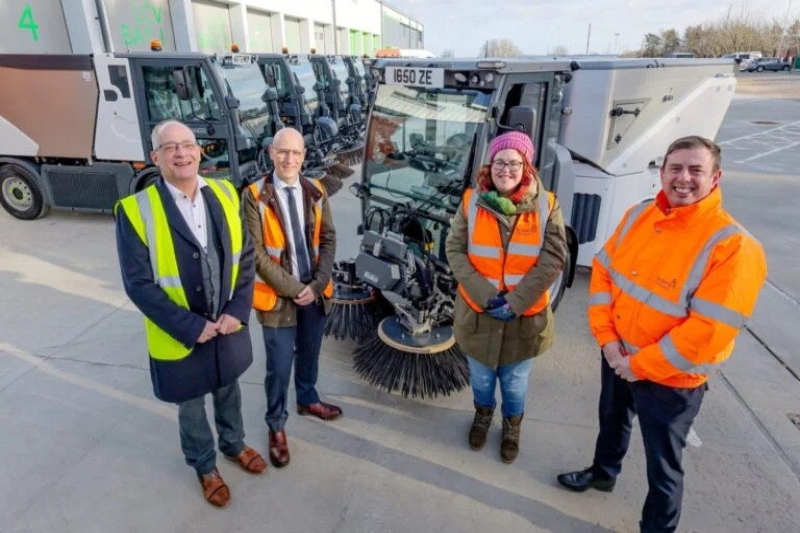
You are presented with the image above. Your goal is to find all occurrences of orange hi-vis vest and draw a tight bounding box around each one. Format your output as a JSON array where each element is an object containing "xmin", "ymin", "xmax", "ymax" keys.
[
  {"xmin": 588, "ymin": 187, "xmax": 767, "ymax": 388},
  {"xmin": 248, "ymin": 177, "xmax": 333, "ymax": 311},
  {"xmin": 458, "ymin": 187, "xmax": 555, "ymax": 316}
]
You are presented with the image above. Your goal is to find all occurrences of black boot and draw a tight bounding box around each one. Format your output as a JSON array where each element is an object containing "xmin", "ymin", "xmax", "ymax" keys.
[
  {"xmin": 469, "ymin": 403, "xmax": 494, "ymax": 451},
  {"xmin": 501, "ymin": 414, "xmax": 523, "ymax": 463}
]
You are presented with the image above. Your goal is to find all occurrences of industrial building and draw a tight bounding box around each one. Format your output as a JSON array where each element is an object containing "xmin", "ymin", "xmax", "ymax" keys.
[{"xmin": 0, "ymin": 0, "xmax": 424, "ymax": 56}]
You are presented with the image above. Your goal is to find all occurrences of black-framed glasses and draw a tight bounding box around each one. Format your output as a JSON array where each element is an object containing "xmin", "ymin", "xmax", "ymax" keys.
[
  {"xmin": 156, "ymin": 141, "xmax": 199, "ymax": 154},
  {"xmin": 491, "ymin": 160, "xmax": 523, "ymax": 172}
]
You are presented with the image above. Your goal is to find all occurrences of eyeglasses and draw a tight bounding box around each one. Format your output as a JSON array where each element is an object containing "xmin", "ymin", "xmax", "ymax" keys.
[
  {"xmin": 156, "ymin": 141, "xmax": 198, "ymax": 154},
  {"xmin": 273, "ymin": 149, "xmax": 305, "ymax": 159},
  {"xmin": 491, "ymin": 160, "xmax": 523, "ymax": 172}
]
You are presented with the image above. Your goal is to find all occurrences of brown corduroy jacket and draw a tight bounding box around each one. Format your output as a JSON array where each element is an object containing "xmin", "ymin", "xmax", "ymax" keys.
[{"xmin": 242, "ymin": 174, "xmax": 336, "ymax": 328}]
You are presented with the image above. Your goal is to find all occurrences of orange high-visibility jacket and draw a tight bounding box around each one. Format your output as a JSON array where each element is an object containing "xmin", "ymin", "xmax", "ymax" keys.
[
  {"xmin": 248, "ymin": 178, "xmax": 333, "ymax": 311},
  {"xmin": 588, "ymin": 187, "xmax": 767, "ymax": 388},
  {"xmin": 458, "ymin": 188, "xmax": 556, "ymax": 316}
]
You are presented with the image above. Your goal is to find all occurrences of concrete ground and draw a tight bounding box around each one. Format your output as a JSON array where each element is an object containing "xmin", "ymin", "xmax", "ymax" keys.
[{"xmin": 1, "ymin": 75, "xmax": 800, "ymax": 532}]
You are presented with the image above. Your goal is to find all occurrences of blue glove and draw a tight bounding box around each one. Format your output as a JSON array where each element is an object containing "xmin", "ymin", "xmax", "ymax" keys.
[
  {"xmin": 486, "ymin": 295, "xmax": 507, "ymax": 310},
  {"xmin": 485, "ymin": 295, "xmax": 516, "ymax": 322},
  {"xmin": 487, "ymin": 304, "xmax": 516, "ymax": 321}
]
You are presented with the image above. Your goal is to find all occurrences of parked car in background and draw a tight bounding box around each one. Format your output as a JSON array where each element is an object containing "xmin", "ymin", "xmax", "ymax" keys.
[
  {"xmin": 722, "ymin": 51, "xmax": 762, "ymax": 69},
  {"xmin": 746, "ymin": 57, "xmax": 791, "ymax": 72}
]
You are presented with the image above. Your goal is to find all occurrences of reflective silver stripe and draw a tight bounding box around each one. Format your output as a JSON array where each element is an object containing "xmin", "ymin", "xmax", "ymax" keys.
[
  {"xmin": 680, "ymin": 224, "xmax": 743, "ymax": 304},
  {"xmin": 232, "ymin": 250, "xmax": 241, "ymax": 265},
  {"xmin": 690, "ymin": 297, "xmax": 747, "ymax": 329},
  {"xmin": 487, "ymin": 278, "xmax": 500, "ymax": 289},
  {"xmin": 466, "ymin": 191, "xmax": 502, "ymax": 258},
  {"xmin": 658, "ymin": 334, "xmax": 713, "ymax": 375},
  {"xmin": 616, "ymin": 200, "xmax": 652, "ymax": 246},
  {"xmin": 505, "ymin": 273, "xmax": 524, "ymax": 285},
  {"xmin": 266, "ymin": 246, "xmax": 282, "ymax": 258},
  {"xmin": 588, "ymin": 292, "xmax": 611, "ymax": 305},
  {"xmin": 136, "ymin": 191, "xmax": 161, "ymax": 285},
  {"xmin": 157, "ymin": 275, "xmax": 183, "ymax": 289},
  {"xmin": 507, "ymin": 242, "xmax": 541, "ymax": 255},
  {"xmin": 213, "ymin": 179, "xmax": 235, "ymax": 204},
  {"xmin": 595, "ymin": 249, "xmax": 611, "ymax": 268},
  {"xmin": 609, "ymin": 269, "xmax": 687, "ymax": 317}
]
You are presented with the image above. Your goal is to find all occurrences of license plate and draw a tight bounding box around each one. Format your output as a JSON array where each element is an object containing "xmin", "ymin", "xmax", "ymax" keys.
[{"xmin": 385, "ymin": 67, "xmax": 444, "ymax": 88}]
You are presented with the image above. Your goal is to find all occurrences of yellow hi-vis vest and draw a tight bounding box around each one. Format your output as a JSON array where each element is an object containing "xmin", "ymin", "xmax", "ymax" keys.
[
  {"xmin": 116, "ymin": 179, "xmax": 243, "ymax": 361},
  {"xmin": 248, "ymin": 178, "xmax": 333, "ymax": 311},
  {"xmin": 458, "ymin": 187, "xmax": 555, "ymax": 316}
]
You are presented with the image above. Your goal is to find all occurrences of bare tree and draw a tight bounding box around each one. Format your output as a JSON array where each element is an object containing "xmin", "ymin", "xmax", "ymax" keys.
[
  {"xmin": 642, "ymin": 33, "xmax": 662, "ymax": 57},
  {"xmin": 440, "ymin": 49, "xmax": 454, "ymax": 58},
  {"xmin": 479, "ymin": 39, "xmax": 522, "ymax": 57},
  {"xmin": 550, "ymin": 45, "xmax": 569, "ymax": 56},
  {"xmin": 661, "ymin": 29, "xmax": 681, "ymax": 55}
]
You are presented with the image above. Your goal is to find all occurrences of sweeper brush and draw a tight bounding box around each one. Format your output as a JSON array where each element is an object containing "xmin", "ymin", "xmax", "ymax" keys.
[
  {"xmin": 353, "ymin": 316, "xmax": 469, "ymax": 399},
  {"xmin": 335, "ymin": 139, "xmax": 365, "ymax": 167},
  {"xmin": 325, "ymin": 287, "xmax": 380, "ymax": 340},
  {"xmin": 324, "ymin": 260, "xmax": 382, "ymax": 340}
]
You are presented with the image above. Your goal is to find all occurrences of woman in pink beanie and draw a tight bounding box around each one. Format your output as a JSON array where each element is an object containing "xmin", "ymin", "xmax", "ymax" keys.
[{"xmin": 445, "ymin": 130, "xmax": 568, "ymax": 463}]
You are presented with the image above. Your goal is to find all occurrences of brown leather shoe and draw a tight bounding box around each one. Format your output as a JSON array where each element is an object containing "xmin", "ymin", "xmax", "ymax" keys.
[
  {"xmin": 297, "ymin": 401, "xmax": 343, "ymax": 421},
  {"xmin": 269, "ymin": 430, "xmax": 290, "ymax": 468},
  {"xmin": 200, "ymin": 468, "xmax": 230, "ymax": 508},
  {"xmin": 224, "ymin": 445, "xmax": 267, "ymax": 474}
]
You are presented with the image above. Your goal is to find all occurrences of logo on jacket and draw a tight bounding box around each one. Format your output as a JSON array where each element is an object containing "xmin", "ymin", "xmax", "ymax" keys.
[{"xmin": 655, "ymin": 277, "xmax": 678, "ymax": 290}]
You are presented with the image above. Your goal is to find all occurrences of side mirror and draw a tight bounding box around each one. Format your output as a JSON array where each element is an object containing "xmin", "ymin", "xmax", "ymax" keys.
[
  {"xmin": 261, "ymin": 87, "xmax": 278, "ymax": 103},
  {"xmin": 225, "ymin": 94, "xmax": 240, "ymax": 109},
  {"xmin": 503, "ymin": 106, "xmax": 536, "ymax": 139}
]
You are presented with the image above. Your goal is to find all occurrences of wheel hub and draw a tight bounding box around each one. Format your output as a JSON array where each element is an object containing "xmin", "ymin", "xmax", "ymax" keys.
[{"xmin": 2, "ymin": 177, "xmax": 32, "ymax": 211}]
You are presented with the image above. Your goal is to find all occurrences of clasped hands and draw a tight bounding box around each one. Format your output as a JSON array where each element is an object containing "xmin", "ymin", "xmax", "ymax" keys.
[
  {"xmin": 197, "ymin": 313, "xmax": 241, "ymax": 344},
  {"xmin": 602, "ymin": 340, "xmax": 639, "ymax": 382},
  {"xmin": 485, "ymin": 294, "xmax": 516, "ymax": 322}
]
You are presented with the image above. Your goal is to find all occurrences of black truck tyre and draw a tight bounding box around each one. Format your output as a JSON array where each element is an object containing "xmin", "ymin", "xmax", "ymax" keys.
[{"xmin": 0, "ymin": 164, "xmax": 50, "ymax": 220}]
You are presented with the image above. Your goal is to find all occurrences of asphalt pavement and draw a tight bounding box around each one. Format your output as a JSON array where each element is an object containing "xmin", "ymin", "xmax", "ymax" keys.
[{"xmin": 1, "ymin": 77, "xmax": 799, "ymax": 532}]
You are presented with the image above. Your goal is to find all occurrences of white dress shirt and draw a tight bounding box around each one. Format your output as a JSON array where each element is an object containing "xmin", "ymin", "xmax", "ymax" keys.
[
  {"xmin": 164, "ymin": 176, "xmax": 209, "ymax": 252},
  {"xmin": 272, "ymin": 173, "xmax": 306, "ymax": 281}
]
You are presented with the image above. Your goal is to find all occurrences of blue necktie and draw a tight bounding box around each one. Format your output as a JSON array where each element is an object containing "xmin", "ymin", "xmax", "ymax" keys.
[{"xmin": 284, "ymin": 187, "xmax": 312, "ymax": 282}]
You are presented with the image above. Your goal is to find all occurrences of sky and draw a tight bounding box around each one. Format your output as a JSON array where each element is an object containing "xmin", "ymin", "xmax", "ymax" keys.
[{"xmin": 386, "ymin": 0, "xmax": 797, "ymax": 56}]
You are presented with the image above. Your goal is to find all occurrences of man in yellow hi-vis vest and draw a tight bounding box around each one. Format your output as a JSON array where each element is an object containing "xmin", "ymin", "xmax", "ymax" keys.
[
  {"xmin": 116, "ymin": 120, "xmax": 266, "ymax": 508},
  {"xmin": 243, "ymin": 128, "xmax": 338, "ymax": 470}
]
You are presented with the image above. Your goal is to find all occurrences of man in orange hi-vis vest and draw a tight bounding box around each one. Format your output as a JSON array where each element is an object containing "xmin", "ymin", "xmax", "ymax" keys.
[
  {"xmin": 557, "ymin": 136, "xmax": 767, "ymax": 532},
  {"xmin": 243, "ymin": 128, "xmax": 338, "ymax": 470}
]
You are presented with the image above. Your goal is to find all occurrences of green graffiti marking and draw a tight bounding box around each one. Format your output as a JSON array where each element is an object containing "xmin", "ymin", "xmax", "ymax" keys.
[
  {"xmin": 18, "ymin": 4, "xmax": 39, "ymax": 42},
  {"xmin": 119, "ymin": 0, "xmax": 168, "ymax": 48}
]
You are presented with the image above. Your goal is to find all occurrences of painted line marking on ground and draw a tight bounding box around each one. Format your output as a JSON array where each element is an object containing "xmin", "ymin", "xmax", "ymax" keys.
[
  {"xmin": 735, "ymin": 140, "xmax": 800, "ymax": 164},
  {"xmin": 718, "ymin": 120, "xmax": 800, "ymax": 145}
]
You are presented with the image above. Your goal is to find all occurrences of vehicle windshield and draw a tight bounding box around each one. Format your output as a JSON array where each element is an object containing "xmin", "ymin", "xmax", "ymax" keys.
[
  {"xmin": 288, "ymin": 60, "xmax": 319, "ymax": 113},
  {"xmin": 363, "ymin": 84, "xmax": 491, "ymax": 256},
  {"xmin": 329, "ymin": 59, "xmax": 352, "ymax": 102},
  {"xmin": 215, "ymin": 60, "xmax": 272, "ymax": 164}
]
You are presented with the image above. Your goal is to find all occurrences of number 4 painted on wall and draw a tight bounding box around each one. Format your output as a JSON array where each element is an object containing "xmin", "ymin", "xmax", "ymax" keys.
[{"xmin": 18, "ymin": 4, "xmax": 40, "ymax": 42}]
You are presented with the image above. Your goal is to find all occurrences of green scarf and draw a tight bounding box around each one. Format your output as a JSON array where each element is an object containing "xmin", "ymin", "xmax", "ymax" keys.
[{"xmin": 480, "ymin": 191, "xmax": 517, "ymax": 215}]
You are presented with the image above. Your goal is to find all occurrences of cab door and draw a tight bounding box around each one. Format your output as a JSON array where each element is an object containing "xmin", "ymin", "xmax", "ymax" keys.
[{"xmin": 128, "ymin": 57, "xmax": 234, "ymax": 181}]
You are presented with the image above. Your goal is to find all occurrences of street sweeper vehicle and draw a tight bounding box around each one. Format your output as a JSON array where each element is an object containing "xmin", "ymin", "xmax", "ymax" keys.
[
  {"xmin": 0, "ymin": 49, "xmax": 284, "ymax": 220},
  {"xmin": 325, "ymin": 56, "xmax": 737, "ymax": 398}
]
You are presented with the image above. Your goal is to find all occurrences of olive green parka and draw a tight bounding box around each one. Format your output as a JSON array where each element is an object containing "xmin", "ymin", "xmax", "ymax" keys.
[{"xmin": 445, "ymin": 177, "xmax": 568, "ymax": 369}]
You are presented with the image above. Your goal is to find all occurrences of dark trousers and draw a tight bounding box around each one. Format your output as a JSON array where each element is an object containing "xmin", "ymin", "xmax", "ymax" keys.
[
  {"xmin": 592, "ymin": 357, "xmax": 705, "ymax": 533},
  {"xmin": 262, "ymin": 302, "xmax": 326, "ymax": 432},
  {"xmin": 177, "ymin": 381, "xmax": 245, "ymax": 477}
]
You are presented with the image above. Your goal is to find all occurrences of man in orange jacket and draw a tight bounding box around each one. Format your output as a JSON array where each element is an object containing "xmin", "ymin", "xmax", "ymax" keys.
[{"xmin": 557, "ymin": 136, "xmax": 767, "ymax": 532}]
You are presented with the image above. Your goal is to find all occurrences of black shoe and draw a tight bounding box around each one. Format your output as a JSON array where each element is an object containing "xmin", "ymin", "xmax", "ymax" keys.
[{"xmin": 557, "ymin": 467, "xmax": 616, "ymax": 493}]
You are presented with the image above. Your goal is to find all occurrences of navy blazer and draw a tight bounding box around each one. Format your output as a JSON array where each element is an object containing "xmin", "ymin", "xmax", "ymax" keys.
[{"xmin": 116, "ymin": 178, "xmax": 255, "ymax": 403}]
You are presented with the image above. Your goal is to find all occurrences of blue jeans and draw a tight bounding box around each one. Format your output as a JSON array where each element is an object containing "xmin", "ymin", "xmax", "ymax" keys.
[
  {"xmin": 468, "ymin": 357, "xmax": 533, "ymax": 418},
  {"xmin": 593, "ymin": 356, "xmax": 705, "ymax": 533},
  {"xmin": 262, "ymin": 302, "xmax": 326, "ymax": 432},
  {"xmin": 177, "ymin": 381, "xmax": 245, "ymax": 477}
]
